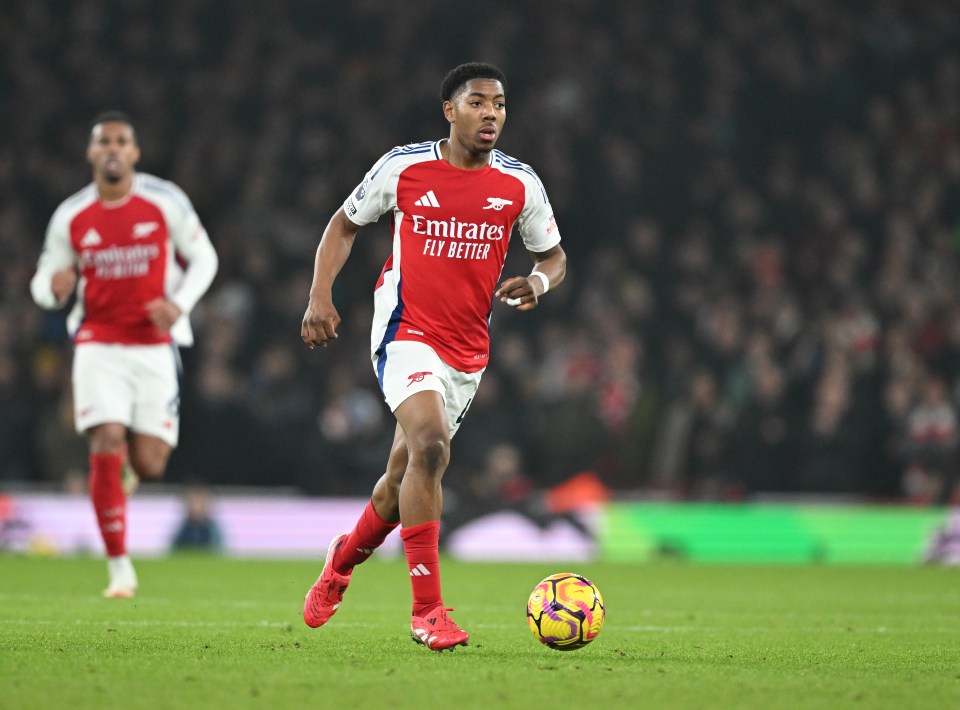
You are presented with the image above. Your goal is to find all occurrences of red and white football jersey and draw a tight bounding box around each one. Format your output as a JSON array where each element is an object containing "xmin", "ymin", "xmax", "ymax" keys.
[
  {"xmin": 345, "ymin": 140, "xmax": 561, "ymax": 372},
  {"xmin": 31, "ymin": 173, "xmax": 218, "ymax": 347}
]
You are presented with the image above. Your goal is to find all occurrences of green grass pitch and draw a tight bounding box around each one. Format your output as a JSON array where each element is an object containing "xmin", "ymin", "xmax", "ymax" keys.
[{"xmin": 1, "ymin": 555, "xmax": 957, "ymax": 709}]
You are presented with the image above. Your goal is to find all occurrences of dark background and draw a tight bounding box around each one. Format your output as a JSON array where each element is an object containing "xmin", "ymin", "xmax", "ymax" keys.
[{"xmin": 2, "ymin": 0, "xmax": 960, "ymax": 504}]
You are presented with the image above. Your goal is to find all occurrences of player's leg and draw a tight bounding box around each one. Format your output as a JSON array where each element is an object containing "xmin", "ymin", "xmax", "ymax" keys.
[
  {"xmin": 93, "ymin": 343, "xmax": 178, "ymax": 598},
  {"xmin": 390, "ymin": 352, "xmax": 482, "ymax": 651},
  {"xmin": 126, "ymin": 343, "xmax": 181, "ymax": 485},
  {"xmin": 126, "ymin": 432, "xmax": 173, "ymax": 481},
  {"xmin": 87, "ymin": 422, "xmax": 138, "ymax": 597},
  {"xmin": 73, "ymin": 344, "xmax": 139, "ymax": 597},
  {"xmin": 370, "ymin": 341, "xmax": 452, "ymax": 611},
  {"xmin": 371, "ymin": 425, "xmax": 407, "ymax": 523},
  {"xmin": 117, "ymin": 432, "xmax": 171, "ymax": 496},
  {"xmin": 303, "ymin": 426, "xmax": 406, "ymax": 627},
  {"xmin": 305, "ymin": 340, "xmax": 443, "ymax": 628},
  {"xmin": 393, "ymin": 388, "xmax": 450, "ymax": 603},
  {"xmin": 331, "ymin": 425, "xmax": 406, "ymax": 574},
  {"xmin": 396, "ymin": 391, "xmax": 469, "ymax": 650}
]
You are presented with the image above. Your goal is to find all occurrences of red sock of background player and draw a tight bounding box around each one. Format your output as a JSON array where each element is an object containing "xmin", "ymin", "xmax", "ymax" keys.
[
  {"xmin": 400, "ymin": 521, "xmax": 443, "ymax": 617},
  {"xmin": 89, "ymin": 452, "xmax": 126, "ymax": 557},
  {"xmin": 332, "ymin": 499, "xmax": 399, "ymax": 574}
]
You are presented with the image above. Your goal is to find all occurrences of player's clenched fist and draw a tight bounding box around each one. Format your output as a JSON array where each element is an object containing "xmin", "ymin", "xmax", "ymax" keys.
[
  {"xmin": 51, "ymin": 267, "xmax": 78, "ymax": 304},
  {"xmin": 301, "ymin": 301, "xmax": 340, "ymax": 349}
]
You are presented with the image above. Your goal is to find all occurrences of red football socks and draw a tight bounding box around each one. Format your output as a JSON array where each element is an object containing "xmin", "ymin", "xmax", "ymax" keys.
[
  {"xmin": 400, "ymin": 520, "xmax": 443, "ymax": 617},
  {"xmin": 89, "ymin": 452, "xmax": 126, "ymax": 557},
  {"xmin": 333, "ymin": 499, "xmax": 399, "ymax": 574}
]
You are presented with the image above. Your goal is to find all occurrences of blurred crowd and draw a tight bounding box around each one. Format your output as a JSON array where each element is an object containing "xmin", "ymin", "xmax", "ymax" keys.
[{"xmin": 2, "ymin": 0, "xmax": 960, "ymax": 503}]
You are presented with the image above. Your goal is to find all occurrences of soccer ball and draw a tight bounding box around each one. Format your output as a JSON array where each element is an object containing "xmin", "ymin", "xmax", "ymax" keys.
[{"xmin": 526, "ymin": 572, "xmax": 605, "ymax": 650}]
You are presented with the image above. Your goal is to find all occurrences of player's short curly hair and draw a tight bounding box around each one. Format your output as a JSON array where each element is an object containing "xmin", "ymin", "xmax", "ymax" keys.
[
  {"xmin": 440, "ymin": 63, "xmax": 508, "ymax": 102},
  {"xmin": 90, "ymin": 111, "xmax": 137, "ymax": 141}
]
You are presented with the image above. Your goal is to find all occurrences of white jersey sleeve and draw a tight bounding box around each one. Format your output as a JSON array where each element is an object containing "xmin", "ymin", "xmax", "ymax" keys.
[
  {"xmin": 343, "ymin": 157, "xmax": 396, "ymax": 226},
  {"xmin": 139, "ymin": 175, "xmax": 218, "ymax": 346},
  {"xmin": 491, "ymin": 151, "xmax": 561, "ymax": 253},
  {"xmin": 517, "ymin": 180, "xmax": 561, "ymax": 253},
  {"xmin": 30, "ymin": 191, "xmax": 86, "ymax": 310},
  {"xmin": 342, "ymin": 142, "xmax": 440, "ymax": 226}
]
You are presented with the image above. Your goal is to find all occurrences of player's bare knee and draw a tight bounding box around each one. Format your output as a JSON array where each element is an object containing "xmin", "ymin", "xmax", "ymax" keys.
[
  {"xmin": 408, "ymin": 434, "xmax": 450, "ymax": 475},
  {"xmin": 87, "ymin": 424, "xmax": 126, "ymax": 454}
]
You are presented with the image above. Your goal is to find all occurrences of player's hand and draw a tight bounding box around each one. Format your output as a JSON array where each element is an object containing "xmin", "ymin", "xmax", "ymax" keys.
[
  {"xmin": 51, "ymin": 267, "xmax": 78, "ymax": 303},
  {"xmin": 301, "ymin": 299, "xmax": 340, "ymax": 349},
  {"xmin": 146, "ymin": 298, "xmax": 182, "ymax": 331},
  {"xmin": 495, "ymin": 276, "xmax": 539, "ymax": 311}
]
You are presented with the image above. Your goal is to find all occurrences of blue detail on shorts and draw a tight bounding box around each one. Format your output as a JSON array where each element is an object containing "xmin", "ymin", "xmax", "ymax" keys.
[
  {"xmin": 375, "ymin": 277, "xmax": 406, "ymax": 390},
  {"xmin": 376, "ymin": 351, "xmax": 388, "ymax": 392},
  {"xmin": 169, "ymin": 343, "xmax": 183, "ymax": 417}
]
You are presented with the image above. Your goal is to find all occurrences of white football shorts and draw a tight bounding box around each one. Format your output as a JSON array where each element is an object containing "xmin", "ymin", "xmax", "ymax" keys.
[
  {"xmin": 373, "ymin": 340, "xmax": 483, "ymax": 437},
  {"xmin": 72, "ymin": 342, "xmax": 182, "ymax": 446}
]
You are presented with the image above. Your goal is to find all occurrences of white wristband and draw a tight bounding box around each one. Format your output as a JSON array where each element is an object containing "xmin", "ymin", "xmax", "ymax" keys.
[{"xmin": 530, "ymin": 270, "xmax": 550, "ymax": 295}]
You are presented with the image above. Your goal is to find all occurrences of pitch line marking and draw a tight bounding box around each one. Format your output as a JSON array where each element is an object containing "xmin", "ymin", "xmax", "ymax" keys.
[{"xmin": 0, "ymin": 619, "xmax": 951, "ymax": 634}]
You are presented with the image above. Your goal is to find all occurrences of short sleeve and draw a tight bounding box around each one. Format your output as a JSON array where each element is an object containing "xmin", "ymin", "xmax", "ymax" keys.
[
  {"xmin": 342, "ymin": 151, "xmax": 399, "ymax": 226},
  {"xmin": 517, "ymin": 172, "xmax": 561, "ymax": 253}
]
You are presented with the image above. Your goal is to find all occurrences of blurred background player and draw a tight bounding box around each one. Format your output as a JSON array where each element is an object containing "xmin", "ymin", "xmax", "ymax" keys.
[
  {"xmin": 300, "ymin": 62, "xmax": 567, "ymax": 651},
  {"xmin": 30, "ymin": 111, "xmax": 218, "ymax": 597}
]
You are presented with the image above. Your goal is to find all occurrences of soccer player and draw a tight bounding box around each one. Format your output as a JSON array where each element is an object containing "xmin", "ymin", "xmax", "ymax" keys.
[
  {"xmin": 300, "ymin": 62, "xmax": 567, "ymax": 651},
  {"xmin": 30, "ymin": 112, "xmax": 218, "ymax": 597}
]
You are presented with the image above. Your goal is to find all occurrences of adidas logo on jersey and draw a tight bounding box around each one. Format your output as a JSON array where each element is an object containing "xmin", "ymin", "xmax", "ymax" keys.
[
  {"xmin": 414, "ymin": 190, "xmax": 440, "ymax": 207},
  {"xmin": 79, "ymin": 228, "xmax": 102, "ymax": 247}
]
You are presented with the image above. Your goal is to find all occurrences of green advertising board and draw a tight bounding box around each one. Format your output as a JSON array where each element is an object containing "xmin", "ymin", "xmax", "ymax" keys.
[{"xmin": 600, "ymin": 503, "xmax": 948, "ymax": 563}]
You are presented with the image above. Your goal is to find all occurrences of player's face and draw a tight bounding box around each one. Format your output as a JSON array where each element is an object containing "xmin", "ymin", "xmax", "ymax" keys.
[
  {"xmin": 87, "ymin": 121, "xmax": 140, "ymax": 183},
  {"xmin": 445, "ymin": 78, "xmax": 506, "ymax": 153}
]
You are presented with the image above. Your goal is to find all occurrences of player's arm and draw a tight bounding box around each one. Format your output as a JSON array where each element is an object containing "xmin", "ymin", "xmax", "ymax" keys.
[
  {"xmin": 30, "ymin": 209, "xmax": 78, "ymax": 310},
  {"xmin": 152, "ymin": 206, "xmax": 219, "ymax": 332},
  {"xmin": 302, "ymin": 208, "xmax": 362, "ymax": 349},
  {"xmin": 166, "ymin": 223, "xmax": 218, "ymax": 316},
  {"xmin": 495, "ymin": 244, "xmax": 567, "ymax": 312}
]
